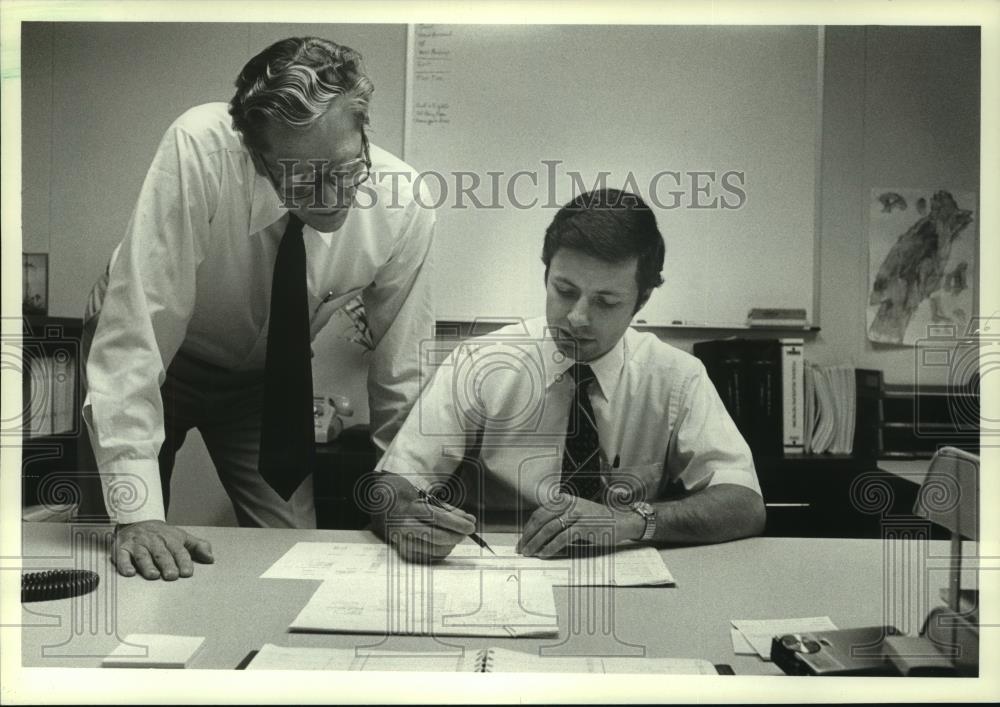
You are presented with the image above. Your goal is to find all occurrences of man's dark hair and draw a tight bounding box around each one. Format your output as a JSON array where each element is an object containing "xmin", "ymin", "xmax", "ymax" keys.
[{"xmin": 541, "ymin": 188, "xmax": 665, "ymax": 305}]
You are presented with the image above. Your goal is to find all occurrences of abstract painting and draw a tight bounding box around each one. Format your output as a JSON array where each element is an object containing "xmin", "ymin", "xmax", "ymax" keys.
[{"xmin": 867, "ymin": 189, "xmax": 976, "ymax": 345}]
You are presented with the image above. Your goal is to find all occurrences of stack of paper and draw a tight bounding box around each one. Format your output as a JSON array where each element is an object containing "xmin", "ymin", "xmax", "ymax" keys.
[
  {"xmin": 730, "ymin": 616, "xmax": 838, "ymax": 660},
  {"xmin": 262, "ymin": 542, "xmax": 674, "ymax": 587},
  {"xmin": 262, "ymin": 540, "xmax": 675, "ymax": 638},
  {"xmin": 803, "ymin": 364, "xmax": 856, "ymax": 454},
  {"xmin": 246, "ymin": 644, "xmax": 469, "ymax": 672},
  {"xmin": 290, "ymin": 568, "xmax": 558, "ymax": 637},
  {"xmin": 445, "ymin": 544, "xmax": 675, "ymax": 586}
]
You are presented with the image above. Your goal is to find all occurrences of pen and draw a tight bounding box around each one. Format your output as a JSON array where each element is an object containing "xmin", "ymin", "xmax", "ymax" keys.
[
  {"xmin": 600, "ymin": 453, "xmax": 625, "ymax": 508},
  {"xmin": 599, "ymin": 452, "xmax": 622, "ymax": 475},
  {"xmin": 417, "ymin": 489, "xmax": 496, "ymax": 555}
]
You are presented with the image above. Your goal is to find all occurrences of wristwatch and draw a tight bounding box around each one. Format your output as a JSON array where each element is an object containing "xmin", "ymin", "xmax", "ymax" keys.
[{"xmin": 629, "ymin": 501, "xmax": 656, "ymax": 542}]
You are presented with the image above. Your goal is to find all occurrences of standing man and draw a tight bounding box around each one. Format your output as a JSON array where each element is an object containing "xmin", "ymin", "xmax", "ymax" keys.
[
  {"xmin": 84, "ymin": 37, "xmax": 435, "ymax": 580},
  {"xmin": 369, "ymin": 189, "xmax": 765, "ymax": 561}
]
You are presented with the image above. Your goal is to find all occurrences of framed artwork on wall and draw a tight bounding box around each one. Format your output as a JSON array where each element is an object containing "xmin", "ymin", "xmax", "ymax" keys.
[{"xmin": 22, "ymin": 253, "xmax": 48, "ymax": 315}]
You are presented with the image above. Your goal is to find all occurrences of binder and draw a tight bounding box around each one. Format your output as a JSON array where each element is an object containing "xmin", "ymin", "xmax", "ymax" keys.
[
  {"xmin": 780, "ymin": 339, "xmax": 805, "ymax": 455},
  {"xmin": 743, "ymin": 339, "xmax": 782, "ymax": 457},
  {"xmin": 694, "ymin": 338, "xmax": 804, "ymax": 459},
  {"xmin": 853, "ymin": 369, "xmax": 883, "ymax": 460},
  {"xmin": 245, "ymin": 644, "xmax": 726, "ymax": 674},
  {"xmin": 692, "ymin": 339, "xmax": 745, "ymax": 434}
]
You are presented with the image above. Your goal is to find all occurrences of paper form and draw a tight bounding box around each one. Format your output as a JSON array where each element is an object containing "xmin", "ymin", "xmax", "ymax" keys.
[
  {"xmin": 447, "ymin": 544, "xmax": 674, "ymax": 586},
  {"xmin": 730, "ymin": 616, "xmax": 838, "ymax": 659},
  {"xmin": 289, "ymin": 568, "xmax": 558, "ymax": 637},
  {"xmin": 261, "ymin": 542, "xmax": 390, "ymax": 579},
  {"xmin": 246, "ymin": 644, "xmax": 473, "ymax": 672},
  {"xmin": 264, "ymin": 540, "xmax": 673, "ymax": 637},
  {"xmin": 262, "ymin": 541, "xmax": 674, "ymax": 587},
  {"xmin": 482, "ymin": 647, "xmax": 718, "ymax": 674}
]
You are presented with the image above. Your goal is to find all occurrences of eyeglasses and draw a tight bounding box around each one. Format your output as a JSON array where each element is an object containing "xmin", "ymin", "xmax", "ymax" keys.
[{"xmin": 256, "ymin": 131, "xmax": 371, "ymax": 208}]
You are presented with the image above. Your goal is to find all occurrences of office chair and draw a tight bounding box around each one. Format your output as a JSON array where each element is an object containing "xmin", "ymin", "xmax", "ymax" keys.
[{"xmin": 910, "ymin": 446, "xmax": 979, "ymax": 676}]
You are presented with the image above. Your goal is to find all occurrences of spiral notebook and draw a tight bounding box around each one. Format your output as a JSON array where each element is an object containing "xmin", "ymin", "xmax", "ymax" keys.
[{"xmin": 245, "ymin": 644, "xmax": 723, "ymax": 674}]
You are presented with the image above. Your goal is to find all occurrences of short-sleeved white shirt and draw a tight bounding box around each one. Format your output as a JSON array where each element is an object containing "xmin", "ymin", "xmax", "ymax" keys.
[{"xmin": 377, "ymin": 317, "xmax": 761, "ymax": 512}]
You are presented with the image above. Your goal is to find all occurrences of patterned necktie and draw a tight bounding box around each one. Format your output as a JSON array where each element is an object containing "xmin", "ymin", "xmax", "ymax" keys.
[
  {"xmin": 258, "ymin": 213, "xmax": 316, "ymax": 501},
  {"xmin": 560, "ymin": 363, "xmax": 604, "ymax": 500}
]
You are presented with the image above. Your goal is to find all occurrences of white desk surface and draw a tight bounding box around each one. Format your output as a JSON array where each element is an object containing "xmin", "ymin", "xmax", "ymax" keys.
[{"xmin": 16, "ymin": 522, "xmax": 972, "ymax": 677}]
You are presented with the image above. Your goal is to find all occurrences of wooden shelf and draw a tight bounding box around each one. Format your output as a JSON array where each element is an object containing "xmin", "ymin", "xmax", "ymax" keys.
[
  {"xmin": 634, "ymin": 322, "xmax": 820, "ymax": 333},
  {"xmin": 434, "ymin": 319, "xmax": 822, "ymax": 336}
]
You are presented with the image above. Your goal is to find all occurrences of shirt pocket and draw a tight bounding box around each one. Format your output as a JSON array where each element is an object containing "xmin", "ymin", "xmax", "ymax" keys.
[{"xmin": 309, "ymin": 286, "xmax": 367, "ymax": 337}]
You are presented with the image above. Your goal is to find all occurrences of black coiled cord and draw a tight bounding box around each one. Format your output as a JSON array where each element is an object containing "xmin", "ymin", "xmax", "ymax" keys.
[{"xmin": 21, "ymin": 570, "xmax": 100, "ymax": 602}]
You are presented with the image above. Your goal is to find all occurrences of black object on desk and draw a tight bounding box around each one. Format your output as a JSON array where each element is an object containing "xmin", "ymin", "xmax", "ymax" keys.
[
  {"xmin": 235, "ymin": 650, "xmax": 258, "ymax": 670},
  {"xmin": 314, "ymin": 425, "xmax": 377, "ymax": 529},
  {"xmin": 770, "ymin": 625, "xmax": 902, "ymax": 676},
  {"xmin": 21, "ymin": 569, "xmax": 99, "ymax": 602}
]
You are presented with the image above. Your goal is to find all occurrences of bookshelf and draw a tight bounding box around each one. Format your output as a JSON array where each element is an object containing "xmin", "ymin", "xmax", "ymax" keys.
[
  {"xmin": 754, "ymin": 379, "xmax": 977, "ymax": 539},
  {"xmin": 880, "ymin": 383, "xmax": 980, "ymax": 460},
  {"xmin": 690, "ymin": 335, "xmax": 978, "ymax": 538}
]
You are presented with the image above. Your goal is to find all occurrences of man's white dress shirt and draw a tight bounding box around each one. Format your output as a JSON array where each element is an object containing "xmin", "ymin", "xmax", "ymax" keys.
[{"xmin": 85, "ymin": 103, "xmax": 436, "ymax": 523}]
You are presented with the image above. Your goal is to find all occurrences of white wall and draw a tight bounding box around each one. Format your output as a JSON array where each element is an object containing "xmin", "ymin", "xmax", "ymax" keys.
[
  {"xmin": 639, "ymin": 26, "xmax": 981, "ymax": 388},
  {"xmin": 20, "ymin": 24, "xmax": 981, "ymax": 524},
  {"xmin": 806, "ymin": 26, "xmax": 980, "ymax": 383}
]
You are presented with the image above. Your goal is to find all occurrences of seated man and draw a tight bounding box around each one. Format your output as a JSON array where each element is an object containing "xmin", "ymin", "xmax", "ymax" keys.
[{"xmin": 369, "ymin": 188, "xmax": 765, "ymax": 560}]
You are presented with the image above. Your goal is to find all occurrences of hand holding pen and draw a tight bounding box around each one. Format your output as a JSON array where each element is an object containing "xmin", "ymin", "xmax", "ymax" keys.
[
  {"xmin": 418, "ymin": 489, "xmax": 495, "ymax": 555},
  {"xmin": 371, "ymin": 471, "xmax": 491, "ymax": 562}
]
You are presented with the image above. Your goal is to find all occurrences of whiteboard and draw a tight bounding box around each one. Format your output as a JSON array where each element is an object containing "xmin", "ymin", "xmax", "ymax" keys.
[{"xmin": 405, "ymin": 25, "xmax": 820, "ymax": 326}]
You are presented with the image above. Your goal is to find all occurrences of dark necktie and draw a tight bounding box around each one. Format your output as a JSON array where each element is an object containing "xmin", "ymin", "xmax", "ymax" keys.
[
  {"xmin": 258, "ymin": 213, "xmax": 316, "ymax": 501},
  {"xmin": 560, "ymin": 363, "xmax": 604, "ymax": 500}
]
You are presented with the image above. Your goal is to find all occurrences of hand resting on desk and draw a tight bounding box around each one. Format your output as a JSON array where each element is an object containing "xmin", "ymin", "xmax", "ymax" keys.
[
  {"xmin": 368, "ymin": 472, "xmax": 478, "ymax": 562},
  {"xmin": 516, "ymin": 493, "xmax": 644, "ymax": 558},
  {"xmin": 113, "ymin": 520, "xmax": 214, "ymax": 580}
]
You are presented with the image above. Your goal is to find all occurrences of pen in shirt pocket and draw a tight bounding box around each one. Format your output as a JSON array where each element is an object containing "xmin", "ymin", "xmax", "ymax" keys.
[
  {"xmin": 599, "ymin": 450, "xmax": 622, "ymax": 474},
  {"xmin": 598, "ymin": 450, "xmax": 621, "ymax": 487},
  {"xmin": 313, "ymin": 289, "xmax": 338, "ymax": 316}
]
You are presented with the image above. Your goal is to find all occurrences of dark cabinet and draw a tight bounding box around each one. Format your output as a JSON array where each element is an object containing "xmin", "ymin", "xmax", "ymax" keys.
[
  {"xmin": 314, "ymin": 425, "xmax": 377, "ymax": 529},
  {"xmin": 756, "ymin": 455, "xmax": 946, "ymax": 539}
]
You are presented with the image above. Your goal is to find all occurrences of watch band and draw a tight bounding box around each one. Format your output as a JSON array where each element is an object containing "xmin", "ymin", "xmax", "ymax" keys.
[{"xmin": 630, "ymin": 501, "xmax": 656, "ymax": 542}]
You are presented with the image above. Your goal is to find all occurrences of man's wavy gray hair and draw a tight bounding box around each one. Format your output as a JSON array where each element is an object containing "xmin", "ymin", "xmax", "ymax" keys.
[{"xmin": 229, "ymin": 37, "xmax": 374, "ymax": 151}]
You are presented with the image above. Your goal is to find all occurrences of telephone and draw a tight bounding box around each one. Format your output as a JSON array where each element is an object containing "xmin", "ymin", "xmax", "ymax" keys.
[{"xmin": 313, "ymin": 393, "xmax": 354, "ymax": 443}]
